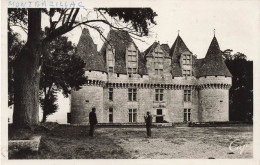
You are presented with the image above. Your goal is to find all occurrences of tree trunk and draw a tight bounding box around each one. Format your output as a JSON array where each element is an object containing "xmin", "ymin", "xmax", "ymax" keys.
[
  {"xmin": 13, "ymin": 9, "xmax": 42, "ymax": 128},
  {"xmin": 42, "ymin": 111, "xmax": 47, "ymax": 123}
]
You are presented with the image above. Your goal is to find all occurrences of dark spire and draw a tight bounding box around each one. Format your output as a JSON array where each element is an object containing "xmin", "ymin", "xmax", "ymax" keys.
[
  {"xmin": 198, "ymin": 36, "xmax": 232, "ymax": 77},
  {"xmin": 77, "ymin": 28, "xmax": 106, "ymax": 72}
]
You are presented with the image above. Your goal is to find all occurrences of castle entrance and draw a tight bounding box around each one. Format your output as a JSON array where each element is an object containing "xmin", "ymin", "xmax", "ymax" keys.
[{"xmin": 156, "ymin": 109, "xmax": 164, "ymax": 123}]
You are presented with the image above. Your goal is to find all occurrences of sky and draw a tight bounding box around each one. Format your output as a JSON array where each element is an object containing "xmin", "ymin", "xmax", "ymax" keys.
[
  {"xmin": 8, "ymin": 0, "xmax": 260, "ymax": 123},
  {"xmin": 61, "ymin": 0, "xmax": 259, "ymax": 60},
  {"xmin": 12, "ymin": 1, "xmax": 259, "ymax": 61}
]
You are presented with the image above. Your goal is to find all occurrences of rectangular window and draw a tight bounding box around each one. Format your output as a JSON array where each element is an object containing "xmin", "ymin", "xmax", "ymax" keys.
[
  {"xmin": 128, "ymin": 67, "xmax": 137, "ymax": 74},
  {"xmin": 155, "ymin": 69, "xmax": 163, "ymax": 75},
  {"xmin": 155, "ymin": 89, "xmax": 164, "ymax": 101},
  {"xmin": 108, "ymin": 53, "xmax": 113, "ymax": 62},
  {"xmin": 127, "ymin": 49, "xmax": 138, "ymax": 75},
  {"xmin": 129, "ymin": 109, "xmax": 137, "ymax": 122},
  {"xmin": 109, "ymin": 88, "xmax": 113, "ymax": 101},
  {"xmin": 154, "ymin": 53, "xmax": 163, "ymax": 76},
  {"xmin": 183, "ymin": 55, "xmax": 191, "ymax": 65},
  {"xmin": 128, "ymin": 88, "xmax": 137, "ymax": 101},
  {"xmin": 157, "ymin": 109, "xmax": 162, "ymax": 115},
  {"xmin": 154, "ymin": 56, "xmax": 163, "ymax": 64},
  {"xmin": 108, "ymin": 67, "xmax": 113, "ymax": 73},
  {"xmin": 183, "ymin": 69, "xmax": 191, "ymax": 76},
  {"xmin": 109, "ymin": 108, "xmax": 113, "ymax": 123},
  {"xmin": 184, "ymin": 109, "xmax": 191, "ymax": 122},
  {"xmin": 184, "ymin": 90, "xmax": 191, "ymax": 102},
  {"xmin": 128, "ymin": 50, "xmax": 137, "ymax": 62}
]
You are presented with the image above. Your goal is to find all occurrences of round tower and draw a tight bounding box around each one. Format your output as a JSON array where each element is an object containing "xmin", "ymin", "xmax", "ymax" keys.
[
  {"xmin": 197, "ymin": 36, "xmax": 232, "ymax": 122},
  {"xmin": 70, "ymin": 28, "xmax": 107, "ymax": 125}
]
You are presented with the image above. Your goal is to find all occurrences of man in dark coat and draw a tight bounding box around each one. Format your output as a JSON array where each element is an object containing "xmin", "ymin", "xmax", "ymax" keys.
[
  {"xmin": 144, "ymin": 111, "xmax": 152, "ymax": 137},
  {"xmin": 89, "ymin": 108, "xmax": 98, "ymax": 137}
]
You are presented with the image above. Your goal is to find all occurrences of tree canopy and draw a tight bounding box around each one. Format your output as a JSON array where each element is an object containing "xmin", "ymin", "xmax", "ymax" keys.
[
  {"xmin": 8, "ymin": 8, "xmax": 158, "ymax": 128},
  {"xmin": 40, "ymin": 35, "xmax": 87, "ymax": 122},
  {"xmin": 224, "ymin": 50, "xmax": 253, "ymax": 122}
]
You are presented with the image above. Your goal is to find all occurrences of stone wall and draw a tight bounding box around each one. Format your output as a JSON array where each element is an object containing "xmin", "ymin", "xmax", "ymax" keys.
[
  {"xmin": 198, "ymin": 88, "xmax": 229, "ymax": 122},
  {"xmin": 71, "ymin": 85, "xmax": 104, "ymax": 124},
  {"xmin": 70, "ymin": 73, "xmax": 231, "ymax": 124},
  {"xmin": 198, "ymin": 76, "xmax": 232, "ymax": 85},
  {"xmin": 97, "ymin": 86, "xmax": 199, "ymax": 123},
  {"xmin": 85, "ymin": 70, "xmax": 107, "ymax": 81}
]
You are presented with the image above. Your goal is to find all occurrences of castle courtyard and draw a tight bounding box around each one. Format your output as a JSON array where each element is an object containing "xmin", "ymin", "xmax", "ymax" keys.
[{"xmin": 9, "ymin": 125, "xmax": 253, "ymax": 159}]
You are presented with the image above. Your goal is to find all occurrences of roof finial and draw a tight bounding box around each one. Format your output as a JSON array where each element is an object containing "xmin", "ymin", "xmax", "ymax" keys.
[
  {"xmin": 214, "ymin": 28, "xmax": 216, "ymax": 37},
  {"xmin": 178, "ymin": 30, "xmax": 180, "ymax": 36}
]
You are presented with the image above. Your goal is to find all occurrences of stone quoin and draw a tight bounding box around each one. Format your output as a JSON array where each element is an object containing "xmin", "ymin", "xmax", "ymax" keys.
[{"xmin": 69, "ymin": 28, "xmax": 232, "ymax": 125}]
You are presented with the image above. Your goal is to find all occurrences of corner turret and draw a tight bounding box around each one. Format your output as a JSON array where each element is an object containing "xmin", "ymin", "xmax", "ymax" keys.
[
  {"xmin": 197, "ymin": 35, "xmax": 232, "ymax": 122},
  {"xmin": 71, "ymin": 28, "xmax": 107, "ymax": 125}
]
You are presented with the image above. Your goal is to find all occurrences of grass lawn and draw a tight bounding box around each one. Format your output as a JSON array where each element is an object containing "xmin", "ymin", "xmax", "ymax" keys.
[{"xmin": 8, "ymin": 125, "xmax": 253, "ymax": 159}]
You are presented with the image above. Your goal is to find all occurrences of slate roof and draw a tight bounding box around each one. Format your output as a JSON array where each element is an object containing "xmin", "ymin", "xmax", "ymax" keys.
[
  {"xmin": 76, "ymin": 28, "xmax": 106, "ymax": 72},
  {"xmin": 198, "ymin": 36, "xmax": 232, "ymax": 77},
  {"xmin": 192, "ymin": 58, "xmax": 204, "ymax": 77},
  {"xmin": 161, "ymin": 44, "xmax": 170, "ymax": 54},
  {"xmin": 100, "ymin": 29, "xmax": 147, "ymax": 74},
  {"xmin": 144, "ymin": 42, "xmax": 157, "ymax": 57},
  {"xmin": 169, "ymin": 35, "xmax": 191, "ymax": 77},
  {"xmin": 144, "ymin": 42, "xmax": 170, "ymax": 58},
  {"xmin": 78, "ymin": 28, "xmax": 231, "ymax": 78}
]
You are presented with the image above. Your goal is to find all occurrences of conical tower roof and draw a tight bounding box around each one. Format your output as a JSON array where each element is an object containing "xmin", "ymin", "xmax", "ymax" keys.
[
  {"xmin": 169, "ymin": 35, "xmax": 191, "ymax": 76},
  {"xmin": 76, "ymin": 28, "xmax": 106, "ymax": 72},
  {"xmin": 199, "ymin": 36, "xmax": 232, "ymax": 77}
]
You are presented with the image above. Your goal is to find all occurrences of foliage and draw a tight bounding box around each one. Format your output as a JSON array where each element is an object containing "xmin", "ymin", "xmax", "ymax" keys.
[
  {"xmin": 224, "ymin": 50, "xmax": 253, "ymax": 122},
  {"xmin": 8, "ymin": 31, "xmax": 24, "ymax": 106},
  {"xmin": 40, "ymin": 35, "xmax": 87, "ymax": 122},
  {"xmin": 8, "ymin": 8, "xmax": 157, "ymax": 127},
  {"xmin": 8, "ymin": 31, "xmax": 87, "ymax": 122},
  {"xmin": 98, "ymin": 8, "xmax": 157, "ymax": 36},
  {"xmin": 40, "ymin": 91, "xmax": 58, "ymax": 122}
]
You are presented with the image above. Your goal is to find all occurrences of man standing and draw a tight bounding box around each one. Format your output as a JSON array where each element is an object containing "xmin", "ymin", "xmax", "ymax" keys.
[
  {"xmin": 144, "ymin": 112, "xmax": 153, "ymax": 137},
  {"xmin": 89, "ymin": 108, "xmax": 98, "ymax": 137}
]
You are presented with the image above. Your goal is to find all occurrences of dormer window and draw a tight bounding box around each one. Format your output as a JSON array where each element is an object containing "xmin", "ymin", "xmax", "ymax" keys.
[
  {"xmin": 154, "ymin": 57, "xmax": 163, "ymax": 64},
  {"xmin": 107, "ymin": 46, "xmax": 115, "ymax": 73},
  {"xmin": 107, "ymin": 53, "xmax": 113, "ymax": 62},
  {"xmin": 183, "ymin": 54, "xmax": 191, "ymax": 65},
  {"xmin": 128, "ymin": 68, "xmax": 137, "ymax": 74},
  {"xmin": 183, "ymin": 69, "xmax": 191, "ymax": 77},
  {"xmin": 128, "ymin": 50, "xmax": 137, "ymax": 62},
  {"xmin": 154, "ymin": 49, "xmax": 164, "ymax": 76},
  {"xmin": 127, "ymin": 44, "xmax": 138, "ymax": 75},
  {"xmin": 108, "ymin": 67, "xmax": 113, "ymax": 73},
  {"xmin": 155, "ymin": 69, "xmax": 163, "ymax": 75}
]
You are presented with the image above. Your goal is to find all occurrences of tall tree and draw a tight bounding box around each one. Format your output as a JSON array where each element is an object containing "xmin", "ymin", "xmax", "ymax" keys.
[
  {"xmin": 224, "ymin": 51, "xmax": 253, "ymax": 122},
  {"xmin": 8, "ymin": 8, "xmax": 157, "ymax": 128},
  {"xmin": 8, "ymin": 31, "xmax": 24, "ymax": 106},
  {"xmin": 40, "ymin": 36, "xmax": 87, "ymax": 122}
]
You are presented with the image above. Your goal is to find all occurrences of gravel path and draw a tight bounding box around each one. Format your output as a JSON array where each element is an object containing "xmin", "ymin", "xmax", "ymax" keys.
[
  {"xmin": 117, "ymin": 137, "xmax": 253, "ymax": 159},
  {"xmin": 97, "ymin": 126, "xmax": 253, "ymax": 159}
]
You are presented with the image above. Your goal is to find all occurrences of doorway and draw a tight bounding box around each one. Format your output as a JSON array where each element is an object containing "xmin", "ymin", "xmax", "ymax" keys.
[
  {"xmin": 109, "ymin": 108, "xmax": 113, "ymax": 123},
  {"xmin": 156, "ymin": 109, "xmax": 163, "ymax": 123}
]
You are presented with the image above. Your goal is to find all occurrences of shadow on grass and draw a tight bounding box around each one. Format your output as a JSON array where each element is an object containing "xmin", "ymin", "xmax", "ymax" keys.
[{"xmin": 9, "ymin": 125, "xmax": 130, "ymax": 159}]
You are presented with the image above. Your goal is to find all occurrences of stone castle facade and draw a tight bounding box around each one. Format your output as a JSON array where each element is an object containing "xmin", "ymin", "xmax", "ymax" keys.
[{"xmin": 69, "ymin": 28, "xmax": 232, "ymax": 125}]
